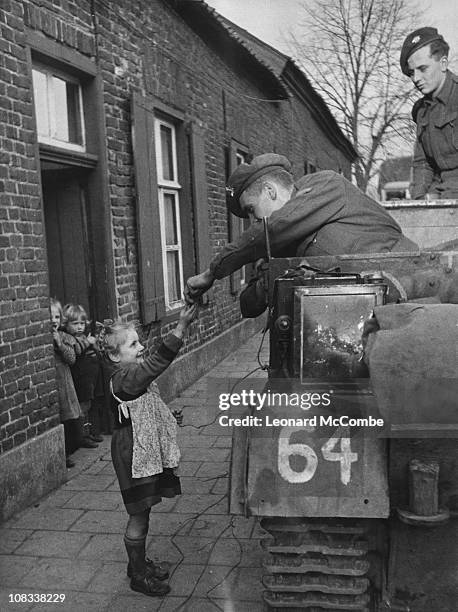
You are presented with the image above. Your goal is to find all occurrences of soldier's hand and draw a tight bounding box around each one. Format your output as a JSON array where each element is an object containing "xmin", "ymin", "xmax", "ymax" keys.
[{"xmin": 185, "ymin": 269, "xmax": 215, "ymax": 304}]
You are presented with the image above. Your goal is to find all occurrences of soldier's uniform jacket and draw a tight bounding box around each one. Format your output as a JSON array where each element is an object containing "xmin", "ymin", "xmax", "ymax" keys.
[
  {"xmin": 411, "ymin": 70, "xmax": 458, "ymax": 199},
  {"xmin": 210, "ymin": 170, "xmax": 417, "ymax": 280}
]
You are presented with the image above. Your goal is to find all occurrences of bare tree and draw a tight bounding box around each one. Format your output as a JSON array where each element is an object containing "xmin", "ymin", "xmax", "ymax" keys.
[{"xmin": 287, "ymin": 0, "xmax": 422, "ymax": 192}]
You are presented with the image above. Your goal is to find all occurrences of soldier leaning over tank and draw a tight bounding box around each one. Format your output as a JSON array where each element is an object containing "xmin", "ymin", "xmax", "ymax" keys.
[
  {"xmin": 185, "ymin": 153, "xmax": 418, "ymax": 312},
  {"xmin": 400, "ymin": 27, "xmax": 458, "ymax": 200}
]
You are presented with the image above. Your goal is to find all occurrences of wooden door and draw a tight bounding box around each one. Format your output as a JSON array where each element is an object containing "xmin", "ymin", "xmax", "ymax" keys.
[{"xmin": 42, "ymin": 172, "xmax": 93, "ymax": 315}]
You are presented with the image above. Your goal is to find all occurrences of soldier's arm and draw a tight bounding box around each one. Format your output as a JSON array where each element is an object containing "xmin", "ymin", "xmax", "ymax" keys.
[
  {"xmin": 207, "ymin": 172, "xmax": 345, "ymax": 280},
  {"xmin": 410, "ymin": 137, "xmax": 435, "ymax": 199}
]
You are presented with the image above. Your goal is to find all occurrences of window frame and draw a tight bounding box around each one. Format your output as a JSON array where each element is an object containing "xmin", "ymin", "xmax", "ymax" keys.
[
  {"xmin": 32, "ymin": 61, "xmax": 86, "ymax": 153},
  {"xmin": 227, "ymin": 141, "xmax": 252, "ymax": 294},
  {"xmin": 154, "ymin": 116, "xmax": 185, "ymax": 312}
]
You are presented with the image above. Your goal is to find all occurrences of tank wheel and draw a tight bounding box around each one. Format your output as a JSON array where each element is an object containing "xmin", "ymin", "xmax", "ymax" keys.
[{"xmin": 260, "ymin": 517, "xmax": 387, "ymax": 611}]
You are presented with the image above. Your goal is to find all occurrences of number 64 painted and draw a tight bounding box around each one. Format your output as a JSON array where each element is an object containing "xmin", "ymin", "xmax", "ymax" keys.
[{"xmin": 278, "ymin": 426, "xmax": 358, "ymax": 485}]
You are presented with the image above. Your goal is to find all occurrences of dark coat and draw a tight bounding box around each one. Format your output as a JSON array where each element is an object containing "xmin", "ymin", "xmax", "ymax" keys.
[
  {"xmin": 210, "ymin": 170, "xmax": 417, "ymax": 281},
  {"xmin": 411, "ymin": 70, "xmax": 458, "ymax": 199}
]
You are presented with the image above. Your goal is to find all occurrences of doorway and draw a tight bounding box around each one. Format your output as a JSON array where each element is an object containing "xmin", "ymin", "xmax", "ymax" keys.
[{"xmin": 42, "ymin": 169, "xmax": 94, "ymax": 317}]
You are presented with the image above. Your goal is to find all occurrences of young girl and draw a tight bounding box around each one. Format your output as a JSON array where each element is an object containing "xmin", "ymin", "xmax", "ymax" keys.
[
  {"xmin": 50, "ymin": 299, "xmax": 82, "ymax": 468},
  {"xmin": 63, "ymin": 303, "xmax": 104, "ymax": 448},
  {"xmin": 98, "ymin": 303, "xmax": 197, "ymax": 597}
]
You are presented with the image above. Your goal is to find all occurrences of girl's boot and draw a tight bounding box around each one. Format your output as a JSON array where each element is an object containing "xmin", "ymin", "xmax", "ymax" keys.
[{"xmin": 124, "ymin": 535, "xmax": 170, "ymax": 597}]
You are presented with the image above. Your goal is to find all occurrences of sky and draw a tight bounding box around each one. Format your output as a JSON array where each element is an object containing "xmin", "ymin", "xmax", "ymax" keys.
[{"xmin": 204, "ymin": 0, "xmax": 458, "ymax": 59}]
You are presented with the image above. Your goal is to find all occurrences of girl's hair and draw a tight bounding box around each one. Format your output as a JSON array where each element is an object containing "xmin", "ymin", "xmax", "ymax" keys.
[
  {"xmin": 96, "ymin": 320, "xmax": 135, "ymax": 358},
  {"xmin": 63, "ymin": 303, "xmax": 88, "ymax": 323},
  {"xmin": 50, "ymin": 298, "xmax": 63, "ymax": 319}
]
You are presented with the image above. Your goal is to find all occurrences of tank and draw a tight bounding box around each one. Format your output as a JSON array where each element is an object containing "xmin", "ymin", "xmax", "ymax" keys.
[{"xmin": 229, "ymin": 250, "xmax": 458, "ymax": 611}]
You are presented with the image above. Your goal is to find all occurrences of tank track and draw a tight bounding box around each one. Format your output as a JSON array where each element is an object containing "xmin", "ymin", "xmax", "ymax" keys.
[{"xmin": 261, "ymin": 517, "xmax": 384, "ymax": 612}]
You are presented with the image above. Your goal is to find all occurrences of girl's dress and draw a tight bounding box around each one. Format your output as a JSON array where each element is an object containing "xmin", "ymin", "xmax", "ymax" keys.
[
  {"xmin": 54, "ymin": 331, "xmax": 82, "ymax": 421},
  {"xmin": 105, "ymin": 334, "xmax": 183, "ymax": 515}
]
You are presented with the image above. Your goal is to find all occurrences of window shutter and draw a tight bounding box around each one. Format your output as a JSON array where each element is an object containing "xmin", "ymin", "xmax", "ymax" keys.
[
  {"xmin": 228, "ymin": 141, "xmax": 242, "ymax": 294},
  {"xmin": 131, "ymin": 93, "xmax": 166, "ymax": 323},
  {"xmin": 188, "ymin": 123, "xmax": 212, "ymax": 271}
]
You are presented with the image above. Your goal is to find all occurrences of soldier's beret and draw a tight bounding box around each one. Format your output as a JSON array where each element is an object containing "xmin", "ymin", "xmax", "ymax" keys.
[
  {"xmin": 400, "ymin": 27, "xmax": 446, "ymax": 75},
  {"xmin": 226, "ymin": 153, "xmax": 292, "ymax": 218}
]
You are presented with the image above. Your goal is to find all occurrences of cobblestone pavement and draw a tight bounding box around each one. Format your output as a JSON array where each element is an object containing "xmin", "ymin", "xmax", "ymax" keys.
[{"xmin": 0, "ymin": 331, "xmax": 270, "ymax": 612}]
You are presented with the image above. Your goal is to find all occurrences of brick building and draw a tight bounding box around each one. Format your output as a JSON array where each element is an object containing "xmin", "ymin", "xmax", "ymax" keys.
[{"xmin": 0, "ymin": 0, "xmax": 356, "ymax": 520}]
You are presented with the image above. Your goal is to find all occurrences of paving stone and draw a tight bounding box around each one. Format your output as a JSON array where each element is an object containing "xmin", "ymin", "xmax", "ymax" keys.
[
  {"xmin": 0, "ymin": 555, "xmax": 36, "ymax": 587},
  {"xmin": 156, "ymin": 597, "xmax": 189, "ymax": 612},
  {"xmin": 0, "ymin": 589, "xmax": 35, "ymax": 611},
  {"xmin": 14, "ymin": 531, "xmax": 91, "ymax": 558},
  {"xmin": 179, "ymin": 388, "xmax": 200, "ymax": 397},
  {"xmin": 211, "ymin": 477, "xmax": 229, "ymax": 495},
  {"xmin": 62, "ymin": 474, "xmax": 115, "ymax": 491},
  {"xmin": 104, "ymin": 593, "xmax": 163, "ymax": 611},
  {"xmin": 199, "ymin": 422, "xmax": 233, "ymax": 436},
  {"xmin": 19, "ymin": 558, "xmax": 100, "ymax": 590},
  {"xmin": 167, "ymin": 563, "xmax": 206, "ymax": 596},
  {"xmin": 77, "ymin": 534, "xmax": 126, "ymax": 562},
  {"xmin": 29, "ymin": 591, "xmax": 109, "ymax": 612},
  {"xmin": 164, "ymin": 535, "xmax": 213, "ymax": 565},
  {"xmin": 188, "ymin": 514, "xmax": 232, "ymax": 539},
  {"xmin": 86, "ymin": 561, "xmax": 131, "ymax": 593},
  {"xmin": 176, "ymin": 433, "xmax": 216, "ymax": 448},
  {"xmin": 163, "ymin": 597, "xmax": 263, "ymax": 612},
  {"xmin": 173, "ymin": 493, "xmax": 227, "ymax": 515},
  {"xmin": 105, "ymin": 481, "xmax": 121, "ymax": 492},
  {"xmin": 32, "ymin": 489, "xmax": 75, "ymax": 509},
  {"xmin": 7, "ymin": 508, "xmax": 83, "ymax": 531},
  {"xmin": 0, "ymin": 529, "xmax": 32, "ymax": 554},
  {"xmin": 81, "ymin": 459, "xmax": 108, "ymax": 475},
  {"xmin": 213, "ymin": 436, "xmax": 233, "ymax": 448},
  {"xmin": 194, "ymin": 565, "xmax": 264, "ymax": 601},
  {"xmin": 209, "ymin": 537, "xmax": 264, "ymax": 567},
  {"xmin": 179, "ymin": 476, "xmax": 214, "ymax": 495},
  {"xmin": 195, "ymin": 462, "xmax": 229, "ymax": 479},
  {"xmin": 146, "ymin": 513, "xmax": 196, "ymax": 537},
  {"xmin": 181, "ymin": 447, "xmax": 230, "ymax": 462},
  {"xmin": 62, "ymin": 491, "xmax": 123, "ymax": 511},
  {"xmin": 175, "ymin": 461, "xmax": 201, "ymax": 477},
  {"xmin": 99, "ymin": 462, "xmax": 116, "ymax": 475},
  {"xmin": 69, "ymin": 510, "xmax": 127, "ymax": 534}
]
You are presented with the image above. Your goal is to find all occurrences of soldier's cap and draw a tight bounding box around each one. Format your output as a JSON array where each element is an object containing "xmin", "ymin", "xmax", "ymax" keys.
[
  {"xmin": 226, "ymin": 153, "xmax": 292, "ymax": 218},
  {"xmin": 400, "ymin": 27, "xmax": 446, "ymax": 75}
]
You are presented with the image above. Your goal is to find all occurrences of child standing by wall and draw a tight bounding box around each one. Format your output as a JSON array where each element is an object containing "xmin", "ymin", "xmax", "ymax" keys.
[
  {"xmin": 98, "ymin": 303, "xmax": 197, "ymax": 597},
  {"xmin": 50, "ymin": 299, "xmax": 82, "ymax": 469},
  {"xmin": 63, "ymin": 303, "xmax": 104, "ymax": 449}
]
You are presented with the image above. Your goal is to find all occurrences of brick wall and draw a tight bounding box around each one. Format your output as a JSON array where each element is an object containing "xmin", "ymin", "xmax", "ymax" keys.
[
  {"xmin": 0, "ymin": 0, "xmax": 353, "ymax": 457},
  {"xmin": 0, "ymin": 0, "xmax": 62, "ymax": 455}
]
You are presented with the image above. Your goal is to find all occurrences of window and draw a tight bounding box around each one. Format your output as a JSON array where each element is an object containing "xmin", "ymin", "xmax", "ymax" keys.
[
  {"xmin": 32, "ymin": 64, "xmax": 85, "ymax": 151},
  {"xmin": 226, "ymin": 142, "xmax": 251, "ymax": 294},
  {"xmin": 132, "ymin": 93, "xmax": 209, "ymax": 324},
  {"xmin": 235, "ymin": 151, "xmax": 249, "ymax": 286},
  {"xmin": 154, "ymin": 118, "xmax": 184, "ymax": 310}
]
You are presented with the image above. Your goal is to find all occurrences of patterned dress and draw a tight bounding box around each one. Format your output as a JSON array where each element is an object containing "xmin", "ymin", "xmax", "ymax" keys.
[{"xmin": 106, "ymin": 334, "xmax": 183, "ymax": 515}]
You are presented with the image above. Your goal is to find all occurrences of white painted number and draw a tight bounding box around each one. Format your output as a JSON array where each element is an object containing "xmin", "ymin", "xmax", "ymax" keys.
[
  {"xmin": 278, "ymin": 426, "xmax": 358, "ymax": 485},
  {"xmin": 321, "ymin": 427, "xmax": 358, "ymax": 486},
  {"xmin": 278, "ymin": 426, "xmax": 318, "ymax": 483}
]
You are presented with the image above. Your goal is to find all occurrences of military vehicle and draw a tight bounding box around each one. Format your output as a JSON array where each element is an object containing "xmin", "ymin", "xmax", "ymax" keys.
[{"xmin": 230, "ymin": 250, "xmax": 458, "ymax": 611}]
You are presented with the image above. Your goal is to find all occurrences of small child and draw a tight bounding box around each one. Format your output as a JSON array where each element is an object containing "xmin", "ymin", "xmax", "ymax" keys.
[
  {"xmin": 98, "ymin": 303, "xmax": 197, "ymax": 597},
  {"xmin": 50, "ymin": 299, "xmax": 82, "ymax": 469},
  {"xmin": 63, "ymin": 303, "xmax": 104, "ymax": 449}
]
